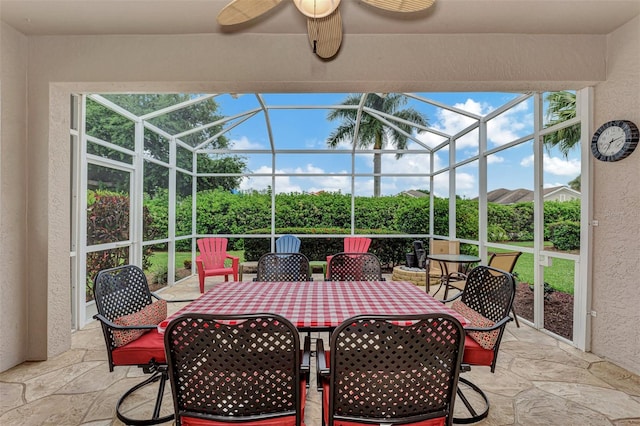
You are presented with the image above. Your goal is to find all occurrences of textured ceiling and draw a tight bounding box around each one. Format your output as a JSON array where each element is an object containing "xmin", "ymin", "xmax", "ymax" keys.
[{"xmin": 2, "ymin": 0, "xmax": 639, "ymax": 36}]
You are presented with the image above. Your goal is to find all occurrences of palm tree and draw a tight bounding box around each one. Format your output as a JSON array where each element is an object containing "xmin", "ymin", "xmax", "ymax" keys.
[
  {"xmin": 544, "ymin": 91, "xmax": 580, "ymax": 157},
  {"xmin": 326, "ymin": 93, "xmax": 428, "ymax": 197},
  {"xmin": 544, "ymin": 90, "xmax": 581, "ymax": 190}
]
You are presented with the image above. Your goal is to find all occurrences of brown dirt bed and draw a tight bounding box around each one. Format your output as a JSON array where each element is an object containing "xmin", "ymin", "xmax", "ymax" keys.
[{"xmin": 513, "ymin": 282, "xmax": 574, "ymax": 340}]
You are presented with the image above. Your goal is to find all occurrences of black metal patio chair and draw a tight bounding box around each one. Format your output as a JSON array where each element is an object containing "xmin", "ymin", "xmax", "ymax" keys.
[
  {"xmin": 164, "ymin": 312, "xmax": 310, "ymax": 426},
  {"xmin": 326, "ymin": 252, "xmax": 385, "ymax": 281},
  {"xmin": 442, "ymin": 265, "xmax": 516, "ymax": 423},
  {"xmin": 254, "ymin": 252, "xmax": 312, "ymax": 281},
  {"xmin": 316, "ymin": 313, "xmax": 465, "ymax": 426},
  {"xmin": 93, "ymin": 264, "xmax": 192, "ymax": 426}
]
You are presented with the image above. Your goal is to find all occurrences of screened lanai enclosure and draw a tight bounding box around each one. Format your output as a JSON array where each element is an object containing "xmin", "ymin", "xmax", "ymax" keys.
[{"xmin": 70, "ymin": 90, "xmax": 592, "ymax": 350}]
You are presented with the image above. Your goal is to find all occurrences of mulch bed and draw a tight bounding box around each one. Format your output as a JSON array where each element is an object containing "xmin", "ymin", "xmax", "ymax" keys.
[{"xmin": 513, "ymin": 282, "xmax": 574, "ymax": 340}]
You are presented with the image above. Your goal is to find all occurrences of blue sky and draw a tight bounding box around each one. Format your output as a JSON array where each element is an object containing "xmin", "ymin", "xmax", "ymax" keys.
[{"xmin": 211, "ymin": 92, "xmax": 581, "ymax": 198}]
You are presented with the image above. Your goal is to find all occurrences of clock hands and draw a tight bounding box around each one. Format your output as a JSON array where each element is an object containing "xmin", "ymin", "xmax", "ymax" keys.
[{"xmin": 603, "ymin": 136, "xmax": 623, "ymax": 153}]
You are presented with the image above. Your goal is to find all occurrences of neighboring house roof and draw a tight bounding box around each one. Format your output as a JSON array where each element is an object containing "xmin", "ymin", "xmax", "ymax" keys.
[
  {"xmin": 544, "ymin": 186, "xmax": 581, "ymax": 199},
  {"xmin": 402, "ymin": 190, "xmax": 428, "ymax": 198},
  {"xmin": 482, "ymin": 186, "xmax": 580, "ymax": 204}
]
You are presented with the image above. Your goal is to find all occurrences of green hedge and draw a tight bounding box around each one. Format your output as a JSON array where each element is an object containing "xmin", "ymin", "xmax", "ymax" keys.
[
  {"xmin": 243, "ymin": 227, "xmax": 414, "ymax": 265},
  {"xmin": 145, "ymin": 189, "xmax": 582, "ymax": 255}
]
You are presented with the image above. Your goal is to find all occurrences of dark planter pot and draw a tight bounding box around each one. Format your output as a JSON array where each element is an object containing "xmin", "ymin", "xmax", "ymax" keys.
[{"xmin": 406, "ymin": 253, "xmax": 417, "ymax": 268}]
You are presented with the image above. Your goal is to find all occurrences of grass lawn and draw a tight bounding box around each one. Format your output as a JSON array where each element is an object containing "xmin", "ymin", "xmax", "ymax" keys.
[
  {"xmin": 148, "ymin": 250, "xmax": 245, "ymax": 271},
  {"xmin": 491, "ymin": 242, "xmax": 575, "ymax": 294}
]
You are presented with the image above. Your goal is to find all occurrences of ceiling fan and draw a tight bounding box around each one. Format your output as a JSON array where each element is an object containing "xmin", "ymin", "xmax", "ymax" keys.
[{"xmin": 217, "ymin": 0, "xmax": 436, "ymax": 60}]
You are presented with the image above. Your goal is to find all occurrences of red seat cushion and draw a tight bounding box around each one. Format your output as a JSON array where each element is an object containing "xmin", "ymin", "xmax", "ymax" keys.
[
  {"xmin": 179, "ymin": 378, "xmax": 307, "ymax": 426},
  {"xmin": 462, "ymin": 335, "xmax": 495, "ymax": 366},
  {"xmin": 112, "ymin": 331, "xmax": 166, "ymax": 365}
]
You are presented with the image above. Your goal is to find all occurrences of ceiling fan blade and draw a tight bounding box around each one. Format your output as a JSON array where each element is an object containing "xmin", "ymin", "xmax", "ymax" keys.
[
  {"xmin": 217, "ymin": 0, "xmax": 283, "ymax": 25},
  {"xmin": 361, "ymin": 0, "xmax": 436, "ymax": 13},
  {"xmin": 307, "ymin": 9, "xmax": 342, "ymax": 59}
]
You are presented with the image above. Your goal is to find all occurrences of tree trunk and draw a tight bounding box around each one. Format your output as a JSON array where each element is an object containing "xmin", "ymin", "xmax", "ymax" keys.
[{"xmin": 373, "ymin": 150, "xmax": 382, "ymax": 197}]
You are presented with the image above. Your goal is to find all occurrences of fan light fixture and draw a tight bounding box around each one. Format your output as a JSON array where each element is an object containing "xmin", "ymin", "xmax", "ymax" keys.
[
  {"xmin": 217, "ymin": 0, "xmax": 436, "ymax": 60},
  {"xmin": 293, "ymin": 0, "xmax": 340, "ymax": 18}
]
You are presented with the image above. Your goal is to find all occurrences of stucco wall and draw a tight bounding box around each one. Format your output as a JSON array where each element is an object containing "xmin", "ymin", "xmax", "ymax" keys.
[
  {"xmin": 591, "ymin": 15, "xmax": 640, "ymax": 374},
  {"xmin": 0, "ymin": 20, "xmax": 638, "ymax": 373},
  {"xmin": 0, "ymin": 23, "xmax": 29, "ymax": 371}
]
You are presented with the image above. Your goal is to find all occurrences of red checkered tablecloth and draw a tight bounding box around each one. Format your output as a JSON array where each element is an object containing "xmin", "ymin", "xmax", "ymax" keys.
[{"xmin": 161, "ymin": 281, "xmax": 466, "ymax": 332}]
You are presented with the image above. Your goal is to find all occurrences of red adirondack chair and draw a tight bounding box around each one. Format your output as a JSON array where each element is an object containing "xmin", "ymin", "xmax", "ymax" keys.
[
  {"xmin": 326, "ymin": 237, "xmax": 372, "ymax": 279},
  {"xmin": 196, "ymin": 238, "xmax": 239, "ymax": 293}
]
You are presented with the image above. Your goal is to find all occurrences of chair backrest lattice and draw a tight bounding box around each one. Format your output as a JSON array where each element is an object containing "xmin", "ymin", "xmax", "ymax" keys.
[
  {"xmin": 327, "ymin": 252, "xmax": 383, "ymax": 281},
  {"xmin": 256, "ymin": 253, "xmax": 311, "ymax": 281},
  {"xmin": 344, "ymin": 236, "xmax": 371, "ymax": 253},
  {"xmin": 93, "ymin": 265, "xmax": 154, "ymax": 350},
  {"xmin": 197, "ymin": 237, "xmax": 229, "ymax": 269},
  {"xmin": 276, "ymin": 234, "xmax": 301, "ymax": 253},
  {"xmin": 488, "ymin": 251, "xmax": 522, "ymax": 274},
  {"xmin": 328, "ymin": 314, "xmax": 464, "ymax": 426},
  {"xmin": 461, "ymin": 265, "xmax": 516, "ymax": 324},
  {"xmin": 165, "ymin": 313, "xmax": 302, "ymax": 425}
]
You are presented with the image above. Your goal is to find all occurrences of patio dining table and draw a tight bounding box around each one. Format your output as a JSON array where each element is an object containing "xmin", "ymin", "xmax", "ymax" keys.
[{"xmin": 159, "ymin": 280, "xmax": 467, "ymax": 333}]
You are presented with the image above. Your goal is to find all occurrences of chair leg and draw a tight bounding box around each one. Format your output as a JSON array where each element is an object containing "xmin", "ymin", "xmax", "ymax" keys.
[
  {"xmin": 453, "ymin": 376, "xmax": 490, "ymax": 424},
  {"xmin": 512, "ymin": 306, "xmax": 520, "ymax": 327},
  {"xmin": 115, "ymin": 367, "xmax": 174, "ymax": 426}
]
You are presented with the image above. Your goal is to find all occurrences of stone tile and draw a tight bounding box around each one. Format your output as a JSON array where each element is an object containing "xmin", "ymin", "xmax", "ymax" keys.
[
  {"xmin": 57, "ymin": 363, "xmax": 128, "ymax": 394},
  {"xmin": 508, "ymin": 325, "xmax": 560, "ymax": 347},
  {"xmin": 0, "ymin": 392, "xmax": 98, "ymax": 426},
  {"xmin": 79, "ymin": 421, "xmax": 112, "ymax": 426},
  {"xmin": 116, "ymin": 392, "xmax": 174, "ymax": 424},
  {"xmin": 514, "ymin": 388, "xmax": 612, "ymax": 425},
  {"xmin": 23, "ymin": 361, "xmax": 103, "ymax": 402},
  {"xmin": 613, "ymin": 420, "xmax": 640, "ymax": 425},
  {"xmin": 501, "ymin": 340, "xmax": 590, "ymax": 369},
  {"xmin": 83, "ymin": 349, "xmax": 108, "ymax": 362},
  {"xmin": 467, "ymin": 393, "xmax": 515, "ymax": 425},
  {"xmin": 0, "ymin": 349, "xmax": 86, "ymax": 383},
  {"xmin": 71, "ymin": 327, "xmax": 107, "ymax": 351},
  {"xmin": 304, "ymin": 394, "xmax": 322, "ymax": 426},
  {"xmin": 534, "ymin": 382, "xmax": 640, "ymax": 419},
  {"xmin": 82, "ymin": 376, "xmax": 162, "ymax": 423},
  {"xmin": 509, "ymin": 358, "xmax": 613, "ymax": 388},
  {"xmin": 0, "ymin": 381, "xmax": 24, "ymax": 413},
  {"xmin": 558, "ymin": 341, "xmax": 604, "ymax": 363},
  {"xmin": 589, "ymin": 361, "xmax": 640, "ymax": 396},
  {"xmin": 464, "ymin": 367, "xmax": 533, "ymax": 397}
]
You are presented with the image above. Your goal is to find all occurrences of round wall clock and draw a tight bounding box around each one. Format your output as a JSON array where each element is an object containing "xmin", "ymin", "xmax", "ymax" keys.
[{"xmin": 591, "ymin": 120, "xmax": 639, "ymax": 162}]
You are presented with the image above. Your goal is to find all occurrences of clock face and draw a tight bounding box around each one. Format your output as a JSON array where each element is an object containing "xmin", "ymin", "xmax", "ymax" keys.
[
  {"xmin": 591, "ymin": 120, "xmax": 639, "ymax": 162},
  {"xmin": 596, "ymin": 126, "xmax": 626, "ymax": 156}
]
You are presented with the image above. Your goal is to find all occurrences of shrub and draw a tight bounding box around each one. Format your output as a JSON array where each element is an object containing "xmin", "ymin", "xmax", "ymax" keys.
[
  {"xmin": 548, "ymin": 220, "xmax": 580, "ymax": 251},
  {"xmin": 487, "ymin": 224, "xmax": 509, "ymax": 242},
  {"xmin": 86, "ymin": 190, "xmax": 156, "ymax": 299},
  {"xmin": 243, "ymin": 227, "xmax": 412, "ymax": 267}
]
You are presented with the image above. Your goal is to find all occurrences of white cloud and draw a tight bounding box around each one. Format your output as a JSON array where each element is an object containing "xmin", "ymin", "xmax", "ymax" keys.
[
  {"xmin": 418, "ymin": 98, "xmax": 532, "ymax": 151},
  {"xmin": 520, "ymin": 155, "xmax": 534, "ymax": 167},
  {"xmin": 487, "ymin": 154, "xmax": 505, "ymax": 164},
  {"xmin": 240, "ymin": 164, "xmax": 353, "ymax": 194},
  {"xmin": 520, "ymin": 154, "xmax": 581, "ymax": 177},
  {"xmin": 239, "ymin": 166, "xmax": 302, "ymax": 193},
  {"xmin": 486, "ymin": 101, "xmax": 531, "ymax": 146},
  {"xmin": 231, "ymin": 136, "xmax": 264, "ymax": 150}
]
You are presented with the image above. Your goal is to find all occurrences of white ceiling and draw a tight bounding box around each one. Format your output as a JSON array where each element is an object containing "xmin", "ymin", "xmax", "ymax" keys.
[{"xmin": 1, "ymin": 0, "xmax": 639, "ymax": 37}]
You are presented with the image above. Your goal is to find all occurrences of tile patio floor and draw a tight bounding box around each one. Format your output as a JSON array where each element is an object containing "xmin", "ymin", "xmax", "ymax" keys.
[{"xmin": 1, "ymin": 274, "xmax": 639, "ymax": 425}]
